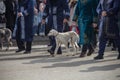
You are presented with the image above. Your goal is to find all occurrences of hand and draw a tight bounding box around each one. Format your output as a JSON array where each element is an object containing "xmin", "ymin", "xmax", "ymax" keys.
[
  {"xmin": 63, "ymin": 18, "xmax": 68, "ymax": 24},
  {"xmin": 41, "ymin": 19, "xmax": 45, "ymax": 24},
  {"xmin": 102, "ymin": 11, "xmax": 107, "ymax": 17},
  {"xmin": 92, "ymin": 23, "xmax": 97, "ymax": 28},
  {"xmin": 71, "ymin": 21, "xmax": 77, "ymax": 26},
  {"xmin": 34, "ymin": 8, "xmax": 38, "ymax": 14},
  {"xmin": 18, "ymin": 12, "xmax": 23, "ymax": 17}
]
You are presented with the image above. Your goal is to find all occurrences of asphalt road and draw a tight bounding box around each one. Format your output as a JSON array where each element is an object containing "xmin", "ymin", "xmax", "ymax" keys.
[{"xmin": 0, "ymin": 45, "xmax": 120, "ymax": 80}]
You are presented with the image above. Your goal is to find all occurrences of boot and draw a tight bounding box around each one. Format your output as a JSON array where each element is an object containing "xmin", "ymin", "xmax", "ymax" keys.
[
  {"xmin": 79, "ymin": 44, "xmax": 87, "ymax": 57},
  {"xmin": 94, "ymin": 55, "xmax": 104, "ymax": 60},
  {"xmin": 117, "ymin": 47, "xmax": 120, "ymax": 59},
  {"xmin": 117, "ymin": 54, "xmax": 120, "ymax": 59},
  {"xmin": 79, "ymin": 52, "xmax": 86, "ymax": 58},
  {"xmin": 24, "ymin": 41, "xmax": 32, "ymax": 54},
  {"xmin": 87, "ymin": 49, "xmax": 94, "ymax": 56},
  {"xmin": 87, "ymin": 44, "xmax": 94, "ymax": 56}
]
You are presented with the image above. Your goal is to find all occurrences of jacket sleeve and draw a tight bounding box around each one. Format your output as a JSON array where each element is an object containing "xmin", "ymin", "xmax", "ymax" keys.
[
  {"xmin": 96, "ymin": 1, "xmax": 102, "ymax": 16},
  {"xmin": 92, "ymin": 0, "xmax": 99, "ymax": 23},
  {"xmin": 72, "ymin": 0, "xmax": 80, "ymax": 22},
  {"xmin": 63, "ymin": 0, "xmax": 70, "ymax": 20},
  {"xmin": 22, "ymin": 0, "xmax": 34, "ymax": 16},
  {"xmin": 42, "ymin": 1, "xmax": 49, "ymax": 19},
  {"xmin": 106, "ymin": 0, "xmax": 119, "ymax": 16},
  {"xmin": 0, "ymin": 1, "xmax": 6, "ymax": 14}
]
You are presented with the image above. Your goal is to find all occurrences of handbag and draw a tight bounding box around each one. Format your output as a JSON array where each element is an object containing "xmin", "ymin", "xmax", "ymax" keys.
[{"xmin": 104, "ymin": 17, "xmax": 116, "ymax": 39}]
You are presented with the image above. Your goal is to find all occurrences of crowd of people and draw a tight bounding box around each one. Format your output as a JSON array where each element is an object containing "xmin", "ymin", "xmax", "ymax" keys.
[{"xmin": 0, "ymin": 0, "xmax": 120, "ymax": 60}]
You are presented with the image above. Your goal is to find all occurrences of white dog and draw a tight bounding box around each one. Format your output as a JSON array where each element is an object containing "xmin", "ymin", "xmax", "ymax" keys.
[{"xmin": 48, "ymin": 29, "xmax": 79, "ymax": 56}]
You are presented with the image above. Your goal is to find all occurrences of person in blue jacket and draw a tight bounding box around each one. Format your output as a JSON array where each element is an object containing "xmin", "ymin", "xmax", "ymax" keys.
[
  {"xmin": 42, "ymin": 0, "xmax": 70, "ymax": 56},
  {"xmin": 13, "ymin": 0, "xmax": 34, "ymax": 54},
  {"xmin": 94, "ymin": 0, "xmax": 120, "ymax": 59}
]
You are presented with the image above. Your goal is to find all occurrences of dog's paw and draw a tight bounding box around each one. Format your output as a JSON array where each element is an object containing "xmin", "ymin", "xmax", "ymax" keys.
[
  {"xmin": 6, "ymin": 48, "xmax": 9, "ymax": 51},
  {"xmin": 10, "ymin": 42, "xmax": 13, "ymax": 46},
  {"xmin": 72, "ymin": 54, "xmax": 75, "ymax": 56},
  {"xmin": 0, "ymin": 48, "xmax": 2, "ymax": 51},
  {"xmin": 51, "ymin": 54, "xmax": 55, "ymax": 57},
  {"xmin": 66, "ymin": 54, "xmax": 70, "ymax": 56},
  {"xmin": 0, "ymin": 46, "xmax": 2, "ymax": 51}
]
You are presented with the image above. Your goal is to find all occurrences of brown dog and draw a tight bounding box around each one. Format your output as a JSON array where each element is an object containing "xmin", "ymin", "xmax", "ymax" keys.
[{"xmin": 0, "ymin": 28, "xmax": 12, "ymax": 51}]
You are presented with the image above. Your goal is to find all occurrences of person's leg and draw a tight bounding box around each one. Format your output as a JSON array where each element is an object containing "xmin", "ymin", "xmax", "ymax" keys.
[
  {"xmin": 15, "ymin": 25, "xmax": 25, "ymax": 53},
  {"xmin": 111, "ymin": 39, "xmax": 117, "ymax": 51},
  {"xmin": 49, "ymin": 36, "xmax": 62, "ymax": 55},
  {"xmin": 24, "ymin": 41, "xmax": 32, "ymax": 54},
  {"xmin": 117, "ymin": 48, "xmax": 120, "ymax": 59},
  {"xmin": 94, "ymin": 37, "xmax": 108, "ymax": 59},
  {"xmin": 16, "ymin": 39, "xmax": 25, "ymax": 53},
  {"xmin": 87, "ymin": 43, "xmax": 94, "ymax": 56},
  {"xmin": 114, "ymin": 38, "xmax": 120, "ymax": 59},
  {"xmin": 33, "ymin": 25, "xmax": 37, "ymax": 36},
  {"xmin": 79, "ymin": 44, "xmax": 88, "ymax": 57},
  {"xmin": 107, "ymin": 39, "xmax": 112, "ymax": 47},
  {"xmin": 41, "ymin": 24, "xmax": 45, "ymax": 36},
  {"xmin": 37, "ymin": 23, "xmax": 41, "ymax": 36},
  {"xmin": 47, "ymin": 36, "xmax": 55, "ymax": 55}
]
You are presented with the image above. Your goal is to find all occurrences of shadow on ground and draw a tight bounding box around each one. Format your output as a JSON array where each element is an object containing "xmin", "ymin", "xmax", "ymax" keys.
[{"xmin": 80, "ymin": 63, "xmax": 120, "ymax": 72}]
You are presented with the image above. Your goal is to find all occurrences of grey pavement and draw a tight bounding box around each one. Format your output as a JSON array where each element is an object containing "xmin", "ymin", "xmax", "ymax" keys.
[{"xmin": 0, "ymin": 44, "xmax": 120, "ymax": 80}]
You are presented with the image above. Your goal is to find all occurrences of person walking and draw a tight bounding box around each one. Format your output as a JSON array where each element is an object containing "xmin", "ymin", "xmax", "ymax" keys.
[
  {"xmin": 4, "ymin": 0, "xmax": 17, "ymax": 32},
  {"xmin": 42, "ymin": 0, "xmax": 70, "ymax": 56},
  {"xmin": 72, "ymin": 0, "xmax": 99, "ymax": 57},
  {"xmin": 13, "ymin": 0, "xmax": 34, "ymax": 54},
  {"xmin": 94, "ymin": 0, "xmax": 120, "ymax": 60}
]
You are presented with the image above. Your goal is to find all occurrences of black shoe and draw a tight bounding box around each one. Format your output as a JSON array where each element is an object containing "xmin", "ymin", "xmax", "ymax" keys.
[
  {"xmin": 117, "ymin": 54, "xmax": 120, "ymax": 59},
  {"xmin": 47, "ymin": 49, "xmax": 55, "ymax": 57},
  {"xmin": 79, "ymin": 52, "xmax": 86, "ymax": 58},
  {"xmin": 94, "ymin": 55, "xmax": 104, "ymax": 60},
  {"xmin": 107, "ymin": 44, "xmax": 111, "ymax": 47},
  {"xmin": 23, "ymin": 51, "xmax": 31, "ymax": 54},
  {"xmin": 57, "ymin": 51, "xmax": 62, "ymax": 55},
  {"xmin": 87, "ymin": 49, "xmax": 94, "ymax": 56},
  {"xmin": 47, "ymin": 49, "xmax": 54, "ymax": 54},
  {"xmin": 48, "ymin": 44, "xmax": 52, "ymax": 46},
  {"xmin": 16, "ymin": 49, "xmax": 25, "ymax": 53},
  {"xmin": 111, "ymin": 48, "xmax": 116, "ymax": 51}
]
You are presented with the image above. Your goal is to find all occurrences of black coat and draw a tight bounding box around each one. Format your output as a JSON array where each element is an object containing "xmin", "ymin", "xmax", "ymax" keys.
[{"xmin": 4, "ymin": 0, "xmax": 16, "ymax": 32}]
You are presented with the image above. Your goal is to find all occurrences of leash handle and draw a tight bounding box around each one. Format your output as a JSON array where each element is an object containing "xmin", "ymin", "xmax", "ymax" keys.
[{"xmin": 63, "ymin": 22, "xmax": 70, "ymax": 32}]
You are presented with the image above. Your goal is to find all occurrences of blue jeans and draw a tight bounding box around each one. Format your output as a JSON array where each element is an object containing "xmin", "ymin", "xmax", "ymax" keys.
[
  {"xmin": 38, "ymin": 23, "xmax": 45, "ymax": 34},
  {"xmin": 98, "ymin": 36, "xmax": 120, "ymax": 56},
  {"xmin": 33, "ymin": 25, "xmax": 38, "ymax": 35}
]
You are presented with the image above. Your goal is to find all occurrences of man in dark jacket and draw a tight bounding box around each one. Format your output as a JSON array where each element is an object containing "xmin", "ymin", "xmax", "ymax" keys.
[
  {"xmin": 13, "ymin": 0, "xmax": 34, "ymax": 54},
  {"xmin": 94, "ymin": 0, "xmax": 120, "ymax": 59},
  {"xmin": 4, "ymin": 0, "xmax": 17, "ymax": 32},
  {"xmin": 42, "ymin": 0, "xmax": 70, "ymax": 56}
]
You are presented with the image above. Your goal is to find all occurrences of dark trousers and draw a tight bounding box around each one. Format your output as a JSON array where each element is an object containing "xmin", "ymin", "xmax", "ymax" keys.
[
  {"xmin": 98, "ymin": 36, "xmax": 120, "ymax": 56},
  {"xmin": 16, "ymin": 21, "xmax": 32, "ymax": 52},
  {"xmin": 108, "ymin": 39, "xmax": 117, "ymax": 48},
  {"xmin": 16, "ymin": 39, "xmax": 32, "ymax": 52},
  {"xmin": 49, "ymin": 36, "xmax": 62, "ymax": 54},
  {"xmin": 82, "ymin": 43, "xmax": 93, "ymax": 53}
]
